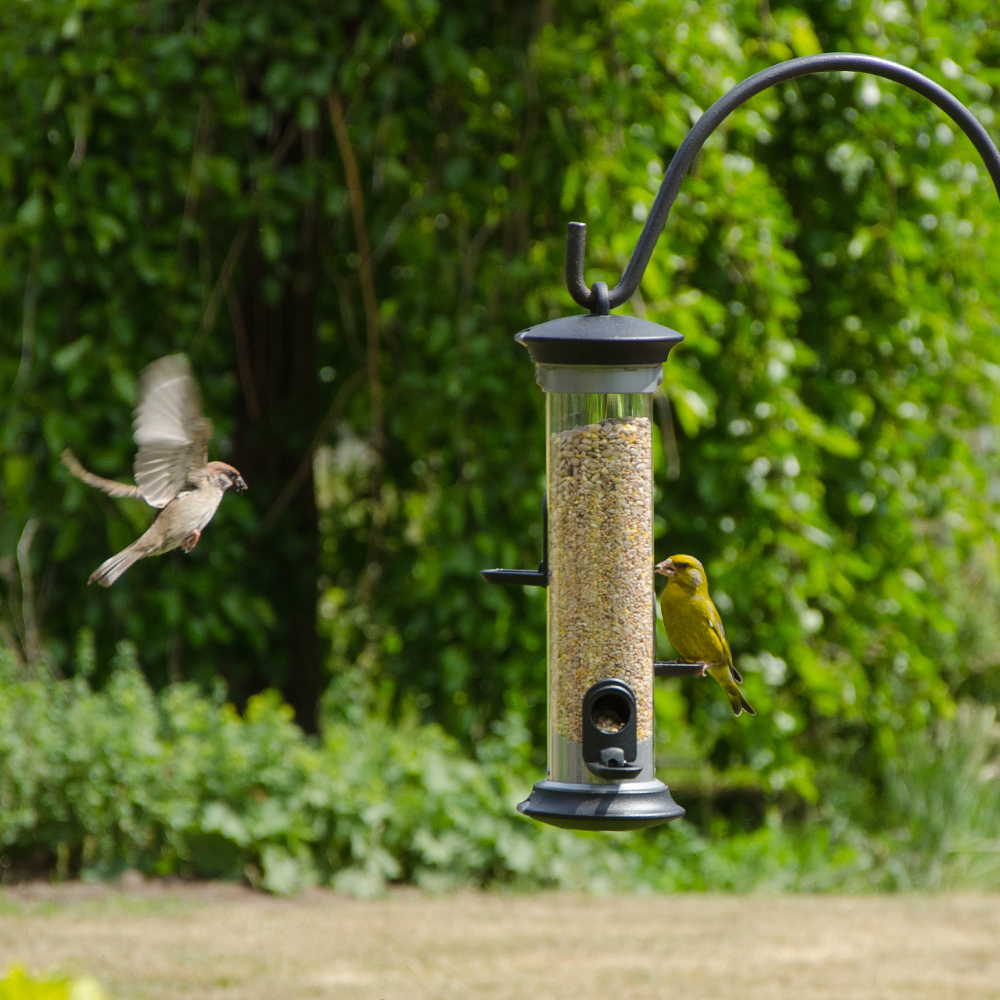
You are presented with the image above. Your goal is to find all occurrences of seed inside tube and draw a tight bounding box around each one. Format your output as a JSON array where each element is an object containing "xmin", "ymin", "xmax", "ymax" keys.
[
  {"xmin": 593, "ymin": 708, "xmax": 626, "ymax": 734},
  {"xmin": 549, "ymin": 416, "xmax": 654, "ymax": 745}
]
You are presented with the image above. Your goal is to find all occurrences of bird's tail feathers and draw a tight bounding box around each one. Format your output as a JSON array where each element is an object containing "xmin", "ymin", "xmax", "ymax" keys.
[
  {"xmin": 89, "ymin": 542, "xmax": 147, "ymax": 587},
  {"xmin": 725, "ymin": 688, "xmax": 757, "ymax": 718}
]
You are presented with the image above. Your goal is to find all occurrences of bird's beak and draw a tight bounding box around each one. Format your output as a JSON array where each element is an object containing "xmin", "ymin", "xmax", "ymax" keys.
[
  {"xmin": 234, "ymin": 476, "xmax": 248, "ymax": 494},
  {"xmin": 654, "ymin": 558, "xmax": 676, "ymax": 578}
]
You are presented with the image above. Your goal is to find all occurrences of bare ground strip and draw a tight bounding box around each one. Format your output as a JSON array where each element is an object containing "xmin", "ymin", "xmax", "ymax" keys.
[{"xmin": 1, "ymin": 883, "xmax": 999, "ymax": 1000}]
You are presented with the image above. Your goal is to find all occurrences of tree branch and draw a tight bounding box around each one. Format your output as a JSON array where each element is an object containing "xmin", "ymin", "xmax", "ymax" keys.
[
  {"xmin": 330, "ymin": 271, "xmax": 365, "ymax": 363},
  {"xmin": 14, "ymin": 246, "xmax": 41, "ymax": 390},
  {"xmin": 655, "ymin": 388, "xmax": 681, "ymax": 481},
  {"xmin": 224, "ymin": 277, "xmax": 260, "ymax": 418},
  {"xmin": 178, "ymin": 95, "xmax": 212, "ymax": 255},
  {"xmin": 260, "ymin": 369, "xmax": 365, "ymax": 532},
  {"xmin": 459, "ymin": 219, "xmax": 499, "ymax": 315},
  {"xmin": 17, "ymin": 519, "xmax": 40, "ymax": 666},
  {"xmin": 328, "ymin": 92, "xmax": 385, "ymax": 586},
  {"xmin": 370, "ymin": 187, "xmax": 428, "ymax": 268},
  {"xmin": 195, "ymin": 219, "xmax": 249, "ymax": 347},
  {"xmin": 193, "ymin": 118, "xmax": 300, "ymax": 348}
]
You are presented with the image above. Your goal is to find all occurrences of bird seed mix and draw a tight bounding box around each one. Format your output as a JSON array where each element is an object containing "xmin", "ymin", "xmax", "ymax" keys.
[{"xmin": 548, "ymin": 416, "xmax": 654, "ymax": 744}]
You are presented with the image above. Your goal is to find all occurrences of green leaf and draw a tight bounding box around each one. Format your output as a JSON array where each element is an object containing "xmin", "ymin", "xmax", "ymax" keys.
[
  {"xmin": 52, "ymin": 336, "xmax": 93, "ymax": 374},
  {"xmin": 17, "ymin": 193, "xmax": 44, "ymax": 228},
  {"xmin": 87, "ymin": 212, "xmax": 126, "ymax": 254},
  {"xmin": 259, "ymin": 221, "xmax": 281, "ymax": 261},
  {"xmin": 43, "ymin": 76, "xmax": 64, "ymax": 113},
  {"xmin": 261, "ymin": 845, "xmax": 313, "ymax": 896}
]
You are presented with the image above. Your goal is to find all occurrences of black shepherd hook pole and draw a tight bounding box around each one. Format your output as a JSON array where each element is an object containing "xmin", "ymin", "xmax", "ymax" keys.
[{"xmin": 567, "ymin": 53, "xmax": 1000, "ymax": 315}]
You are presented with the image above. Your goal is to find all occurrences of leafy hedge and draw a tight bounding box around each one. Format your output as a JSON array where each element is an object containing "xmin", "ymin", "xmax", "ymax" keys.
[{"xmin": 2, "ymin": 648, "xmax": 998, "ymax": 894}]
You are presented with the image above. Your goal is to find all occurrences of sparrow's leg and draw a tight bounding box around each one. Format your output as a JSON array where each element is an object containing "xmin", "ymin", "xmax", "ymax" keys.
[{"xmin": 181, "ymin": 529, "xmax": 201, "ymax": 553}]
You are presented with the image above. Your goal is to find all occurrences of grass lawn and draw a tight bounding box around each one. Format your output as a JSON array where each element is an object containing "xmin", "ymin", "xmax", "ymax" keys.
[{"xmin": 1, "ymin": 881, "xmax": 998, "ymax": 999}]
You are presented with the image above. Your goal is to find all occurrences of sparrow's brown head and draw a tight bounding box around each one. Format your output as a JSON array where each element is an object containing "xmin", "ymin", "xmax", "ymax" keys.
[{"xmin": 208, "ymin": 461, "xmax": 247, "ymax": 494}]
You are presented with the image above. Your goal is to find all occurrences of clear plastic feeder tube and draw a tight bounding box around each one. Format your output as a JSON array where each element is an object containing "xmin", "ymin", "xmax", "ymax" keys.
[{"xmin": 546, "ymin": 390, "xmax": 655, "ymax": 783}]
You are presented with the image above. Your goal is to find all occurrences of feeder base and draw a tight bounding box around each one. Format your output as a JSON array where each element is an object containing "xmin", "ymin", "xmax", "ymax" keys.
[{"xmin": 517, "ymin": 778, "xmax": 684, "ymax": 831}]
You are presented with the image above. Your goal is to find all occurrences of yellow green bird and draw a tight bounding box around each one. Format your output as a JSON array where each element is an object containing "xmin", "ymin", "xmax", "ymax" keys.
[{"xmin": 655, "ymin": 554, "xmax": 756, "ymax": 717}]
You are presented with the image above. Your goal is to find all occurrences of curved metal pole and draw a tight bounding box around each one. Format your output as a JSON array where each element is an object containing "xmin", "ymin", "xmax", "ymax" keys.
[{"xmin": 567, "ymin": 53, "xmax": 1000, "ymax": 314}]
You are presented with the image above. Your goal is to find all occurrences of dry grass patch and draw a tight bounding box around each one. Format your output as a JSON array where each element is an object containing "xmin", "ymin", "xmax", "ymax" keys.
[{"xmin": 0, "ymin": 882, "xmax": 998, "ymax": 999}]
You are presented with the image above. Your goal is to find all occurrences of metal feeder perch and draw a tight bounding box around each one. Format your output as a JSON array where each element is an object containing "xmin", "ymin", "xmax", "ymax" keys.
[{"xmin": 483, "ymin": 53, "xmax": 1000, "ymax": 832}]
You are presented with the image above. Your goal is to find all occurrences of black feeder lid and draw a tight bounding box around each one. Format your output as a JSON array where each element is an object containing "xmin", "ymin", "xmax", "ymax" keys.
[{"xmin": 515, "ymin": 313, "xmax": 683, "ymax": 367}]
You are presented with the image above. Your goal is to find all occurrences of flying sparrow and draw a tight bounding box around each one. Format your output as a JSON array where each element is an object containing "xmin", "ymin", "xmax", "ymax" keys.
[{"xmin": 62, "ymin": 354, "xmax": 247, "ymax": 586}]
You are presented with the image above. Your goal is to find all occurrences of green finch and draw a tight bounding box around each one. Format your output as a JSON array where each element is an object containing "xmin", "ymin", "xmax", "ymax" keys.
[{"xmin": 655, "ymin": 554, "xmax": 756, "ymax": 717}]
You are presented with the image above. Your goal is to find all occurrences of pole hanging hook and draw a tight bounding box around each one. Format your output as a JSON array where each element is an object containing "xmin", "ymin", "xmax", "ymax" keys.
[
  {"xmin": 565, "ymin": 52, "xmax": 1000, "ymax": 312},
  {"xmin": 590, "ymin": 281, "xmax": 610, "ymax": 316}
]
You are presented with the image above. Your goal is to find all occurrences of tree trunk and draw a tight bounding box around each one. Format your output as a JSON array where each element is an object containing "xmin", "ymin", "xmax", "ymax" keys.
[{"xmin": 231, "ymin": 226, "xmax": 321, "ymax": 732}]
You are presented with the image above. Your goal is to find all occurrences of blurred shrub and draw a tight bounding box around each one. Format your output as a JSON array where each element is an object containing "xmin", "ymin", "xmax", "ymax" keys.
[
  {"xmin": 877, "ymin": 701, "xmax": 1000, "ymax": 889},
  {"xmin": 1, "ymin": 648, "xmax": 997, "ymax": 894},
  {"xmin": 0, "ymin": 969, "xmax": 105, "ymax": 1000}
]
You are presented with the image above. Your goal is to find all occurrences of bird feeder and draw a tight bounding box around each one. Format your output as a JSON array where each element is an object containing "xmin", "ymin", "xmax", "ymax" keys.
[
  {"xmin": 483, "ymin": 53, "xmax": 1000, "ymax": 832},
  {"xmin": 483, "ymin": 283, "xmax": 694, "ymax": 830}
]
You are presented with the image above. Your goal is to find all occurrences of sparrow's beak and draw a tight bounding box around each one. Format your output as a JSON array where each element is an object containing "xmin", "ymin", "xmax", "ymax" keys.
[
  {"xmin": 234, "ymin": 476, "xmax": 248, "ymax": 494},
  {"xmin": 654, "ymin": 558, "xmax": 676, "ymax": 578}
]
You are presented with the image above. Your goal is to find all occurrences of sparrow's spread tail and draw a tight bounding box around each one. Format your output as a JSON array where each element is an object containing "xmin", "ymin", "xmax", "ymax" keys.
[{"xmin": 88, "ymin": 542, "xmax": 148, "ymax": 587}]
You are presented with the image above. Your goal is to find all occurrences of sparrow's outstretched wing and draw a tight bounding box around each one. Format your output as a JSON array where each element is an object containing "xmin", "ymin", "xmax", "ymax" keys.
[
  {"xmin": 61, "ymin": 449, "xmax": 143, "ymax": 499},
  {"xmin": 132, "ymin": 354, "xmax": 213, "ymax": 509}
]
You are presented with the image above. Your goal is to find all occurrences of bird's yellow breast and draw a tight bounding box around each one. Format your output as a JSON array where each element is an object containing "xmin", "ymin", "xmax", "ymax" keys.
[{"xmin": 660, "ymin": 586, "xmax": 728, "ymax": 664}]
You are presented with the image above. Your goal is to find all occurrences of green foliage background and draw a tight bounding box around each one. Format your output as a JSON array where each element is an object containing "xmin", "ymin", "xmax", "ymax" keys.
[
  {"xmin": 1, "ymin": 0, "xmax": 1000, "ymax": 879},
  {"xmin": 2, "ymin": 650, "xmax": 998, "ymax": 891}
]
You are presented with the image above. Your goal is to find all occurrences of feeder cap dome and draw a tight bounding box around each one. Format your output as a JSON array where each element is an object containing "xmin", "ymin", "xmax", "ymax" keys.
[{"xmin": 515, "ymin": 313, "xmax": 683, "ymax": 367}]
